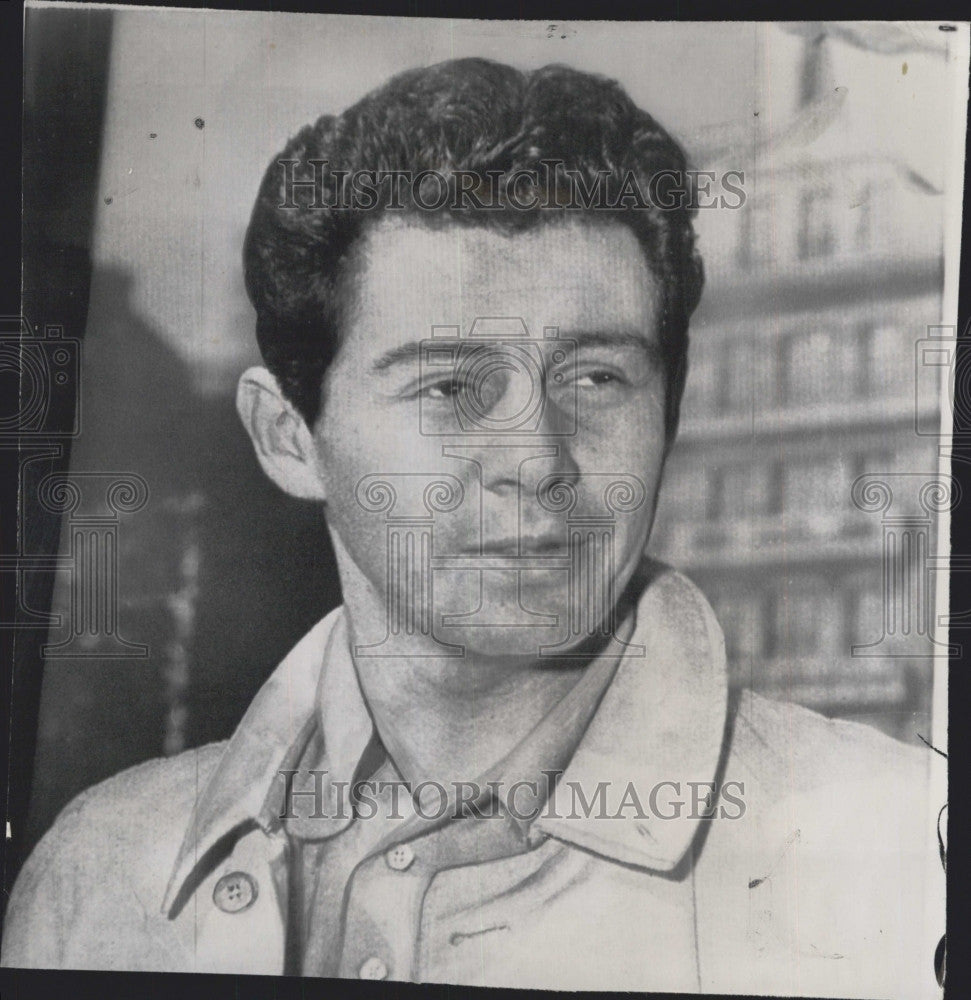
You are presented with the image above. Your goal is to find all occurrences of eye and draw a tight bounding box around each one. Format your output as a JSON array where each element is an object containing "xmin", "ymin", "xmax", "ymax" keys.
[
  {"xmin": 421, "ymin": 377, "xmax": 463, "ymax": 400},
  {"xmin": 574, "ymin": 369, "xmax": 626, "ymax": 389}
]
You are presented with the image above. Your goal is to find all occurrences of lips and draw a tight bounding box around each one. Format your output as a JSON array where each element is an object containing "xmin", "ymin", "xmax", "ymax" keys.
[{"xmin": 467, "ymin": 534, "xmax": 566, "ymax": 556}]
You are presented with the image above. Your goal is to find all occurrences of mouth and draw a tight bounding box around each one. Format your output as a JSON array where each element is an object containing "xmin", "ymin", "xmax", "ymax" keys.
[{"xmin": 470, "ymin": 534, "xmax": 566, "ymax": 557}]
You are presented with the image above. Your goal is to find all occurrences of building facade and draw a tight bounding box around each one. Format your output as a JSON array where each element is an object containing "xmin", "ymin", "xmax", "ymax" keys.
[{"xmin": 651, "ymin": 131, "xmax": 947, "ymax": 743}]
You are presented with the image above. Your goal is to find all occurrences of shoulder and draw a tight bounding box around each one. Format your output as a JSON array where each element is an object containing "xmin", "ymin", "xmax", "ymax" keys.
[
  {"xmin": 726, "ymin": 688, "xmax": 941, "ymax": 838},
  {"xmin": 43, "ymin": 740, "xmax": 226, "ymax": 857},
  {"xmin": 732, "ymin": 687, "xmax": 930, "ymax": 785},
  {"xmin": 697, "ymin": 692, "xmax": 945, "ymax": 997},
  {"xmin": 2, "ymin": 742, "xmax": 226, "ymax": 969}
]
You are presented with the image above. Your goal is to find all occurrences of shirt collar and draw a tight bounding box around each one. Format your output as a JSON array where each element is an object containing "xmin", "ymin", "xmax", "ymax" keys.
[
  {"xmin": 161, "ymin": 610, "xmax": 353, "ymax": 916},
  {"xmin": 349, "ymin": 628, "xmax": 624, "ymax": 855},
  {"xmin": 162, "ymin": 560, "xmax": 727, "ymax": 917},
  {"xmin": 530, "ymin": 563, "xmax": 729, "ymax": 869}
]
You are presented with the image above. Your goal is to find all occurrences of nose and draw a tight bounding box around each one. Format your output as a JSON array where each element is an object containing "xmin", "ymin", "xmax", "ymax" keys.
[
  {"xmin": 475, "ymin": 388, "xmax": 580, "ymax": 499},
  {"xmin": 442, "ymin": 342, "xmax": 579, "ymax": 501},
  {"xmin": 513, "ymin": 435, "xmax": 579, "ymax": 506}
]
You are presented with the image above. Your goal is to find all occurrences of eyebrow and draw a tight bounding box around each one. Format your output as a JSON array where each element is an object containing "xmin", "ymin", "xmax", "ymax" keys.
[
  {"xmin": 370, "ymin": 329, "xmax": 662, "ymax": 373},
  {"xmin": 372, "ymin": 342, "xmax": 422, "ymax": 372},
  {"xmin": 567, "ymin": 330, "xmax": 663, "ymax": 363}
]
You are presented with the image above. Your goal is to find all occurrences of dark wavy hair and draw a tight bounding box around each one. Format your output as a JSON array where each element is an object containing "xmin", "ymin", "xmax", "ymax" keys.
[{"xmin": 243, "ymin": 58, "xmax": 704, "ymax": 437}]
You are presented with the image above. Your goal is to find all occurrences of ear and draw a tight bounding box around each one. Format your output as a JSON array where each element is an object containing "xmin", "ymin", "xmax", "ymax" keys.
[{"xmin": 236, "ymin": 366, "xmax": 327, "ymax": 501}]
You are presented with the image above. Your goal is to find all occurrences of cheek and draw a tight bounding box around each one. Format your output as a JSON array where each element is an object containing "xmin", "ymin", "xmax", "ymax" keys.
[
  {"xmin": 316, "ymin": 404, "xmax": 415, "ymax": 493},
  {"xmin": 571, "ymin": 408, "xmax": 666, "ymax": 548},
  {"xmin": 313, "ymin": 406, "xmax": 461, "ymax": 571},
  {"xmin": 315, "ymin": 422, "xmax": 363, "ymax": 503},
  {"xmin": 313, "ymin": 404, "xmax": 382, "ymax": 548},
  {"xmin": 575, "ymin": 401, "xmax": 667, "ymax": 481}
]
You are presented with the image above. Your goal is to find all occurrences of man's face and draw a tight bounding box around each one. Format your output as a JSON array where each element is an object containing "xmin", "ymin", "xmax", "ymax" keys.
[{"xmin": 313, "ymin": 215, "xmax": 669, "ymax": 659}]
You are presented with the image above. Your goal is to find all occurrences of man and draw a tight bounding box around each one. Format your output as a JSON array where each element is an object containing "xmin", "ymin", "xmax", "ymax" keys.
[{"xmin": 2, "ymin": 59, "xmax": 944, "ymax": 996}]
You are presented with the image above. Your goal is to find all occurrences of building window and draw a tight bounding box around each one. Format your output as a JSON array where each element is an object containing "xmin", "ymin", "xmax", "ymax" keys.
[
  {"xmin": 738, "ymin": 200, "xmax": 776, "ymax": 270},
  {"xmin": 706, "ymin": 466, "xmax": 726, "ymax": 521},
  {"xmin": 797, "ymin": 186, "xmax": 835, "ymax": 260},
  {"xmin": 783, "ymin": 329, "xmax": 831, "ymax": 405},
  {"xmin": 781, "ymin": 456, "xmax": 851, "ymax": 536},
  {"xmin": 830, "ymin": 329, "xmax": 862, "ymax": 401},
  {"xmin": 714, "ymin": 591, "xmax": 765, "ymax": 662},
  {"xmin": 719, "ymin": 341, "xmax": 755, "ymax": 414},
  {"xmin": 660, "ymin": 464, "xmax": 708, "ymax": 522},
  {"xmin": 781, "ymin": 325, "xmax": 862, "ymax": 406},
  {"xmin": 850, "ymin": 585, "xmax": 886, "ymax": 650},
  {"xmin": 722, "ymin": 461, "xmax": 775, "ymax": 520},
  {"xmin": 864, "ymin": 323, "xmax": 911, "ymax": 397},
  {"xmin": 769, "ymin": 584, "xmax": 820, "ymax": 659}
]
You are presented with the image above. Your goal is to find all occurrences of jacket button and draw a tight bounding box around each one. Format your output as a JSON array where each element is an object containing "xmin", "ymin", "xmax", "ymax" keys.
[
  {"xmin": 385, "ymin": 843, "xmax": 415, "ymax": 871},
  {"xmin": 359, "ymin": 956, "xmax": 389, "ymax": 979},
  {"xmin": 213, "ymin": 871, "xmax": 258, "ymax": 913}
]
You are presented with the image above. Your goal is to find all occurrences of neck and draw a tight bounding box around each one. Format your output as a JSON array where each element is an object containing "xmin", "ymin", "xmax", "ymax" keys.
[
  {"xmin": 353, "ymin": 646, "xmax": 588, "ymax": 788},
  {"xmin": 333, "ymin": 557, "xmax": 593, "ymax": 785}
]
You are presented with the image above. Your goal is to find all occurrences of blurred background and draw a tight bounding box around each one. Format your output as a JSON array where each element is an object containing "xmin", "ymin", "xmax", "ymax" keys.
[{"xmin": 14, "ymin": 9, "xmax": 965, "ymax": 868}]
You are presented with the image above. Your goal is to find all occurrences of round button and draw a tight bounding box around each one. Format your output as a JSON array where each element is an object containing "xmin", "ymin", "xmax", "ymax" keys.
[
  {"xmin": 359, "ymin": 956, "xmax": 389, "ymax": 980},
  {"xmin": 385, "ymin": 843, "xmax": 415, "ymax": 871},
  {"xmin": 213, "ymin": 871, "xmax": 258, "ymax": 914}
]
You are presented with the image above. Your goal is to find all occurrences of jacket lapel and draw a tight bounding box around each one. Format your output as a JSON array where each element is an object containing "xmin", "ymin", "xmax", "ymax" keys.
[{"xmin": 533, "ymin": 566, "xmax": 728, "ymax": 871}]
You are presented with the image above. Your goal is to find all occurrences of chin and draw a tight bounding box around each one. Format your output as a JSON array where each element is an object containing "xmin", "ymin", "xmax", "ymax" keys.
[
  {"xmin": 432, "ymin": 572, "xmax": 619, "ymax": 662},
  {"xmin": 435, "ymin": 622, "xmax": 575, "ymax": 662}
]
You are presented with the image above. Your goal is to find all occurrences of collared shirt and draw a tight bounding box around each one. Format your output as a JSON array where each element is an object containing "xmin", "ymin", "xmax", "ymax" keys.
[
  {"xmin": 1, "ymin": 560, "xmax": 946, "ymax": 997},
  {"xmin": 162, "ymin": 556, "xmax": 734, "ymax": 988},
  {"xmin": 283, "ymin": 618, "xmax": 624, "ymax": 977}
]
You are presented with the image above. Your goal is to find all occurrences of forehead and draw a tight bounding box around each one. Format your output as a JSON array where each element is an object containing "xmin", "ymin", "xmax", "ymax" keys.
[{"xmin": 345, "ymin": 216, "xmax": 660, "ymax": 347}]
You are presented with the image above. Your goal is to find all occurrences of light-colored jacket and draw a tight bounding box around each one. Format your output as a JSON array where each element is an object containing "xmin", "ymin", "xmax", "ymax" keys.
[{"xmin": 2, "ymin": 566, "xmax": 945, "ymax": 996}]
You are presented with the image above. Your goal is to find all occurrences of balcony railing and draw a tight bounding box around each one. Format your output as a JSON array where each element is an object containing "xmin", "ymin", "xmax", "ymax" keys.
[{"xmin": 653, "ymin": 513, "xmax": 883, "ymax": 569}]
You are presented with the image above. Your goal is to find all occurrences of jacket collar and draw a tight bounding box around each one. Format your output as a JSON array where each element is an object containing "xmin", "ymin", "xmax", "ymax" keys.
[
  {"xmin": 161, "ymin": 610, "xmax": 357, "ymax": 916},
  {"xmin": 530, "ymin": 564, "xmax": 729, "ymax": 869},
  {"xmin": 162, "ymin": 561, "xmax": 727, "ymax": 916}
]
